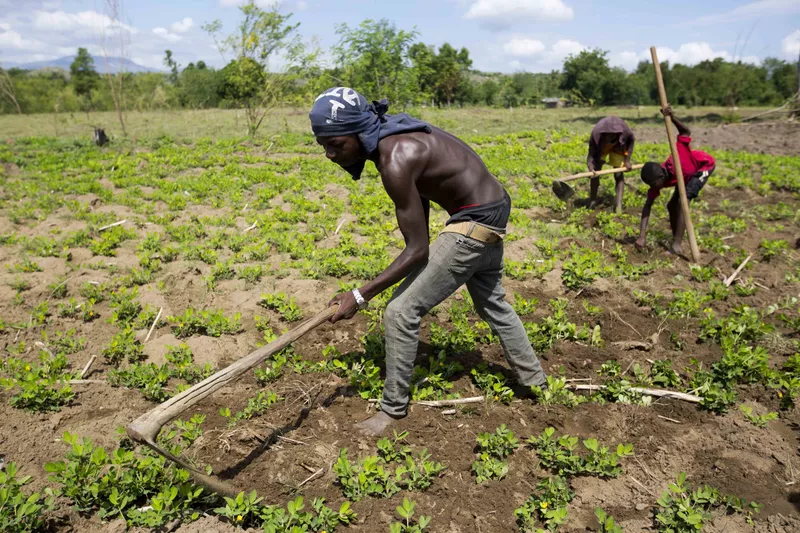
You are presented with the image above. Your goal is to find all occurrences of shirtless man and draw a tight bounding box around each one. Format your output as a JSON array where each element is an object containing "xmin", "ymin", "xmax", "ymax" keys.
[{"xmin": 309, "ymin": 87, "xmax": 547, "ymax": 436}]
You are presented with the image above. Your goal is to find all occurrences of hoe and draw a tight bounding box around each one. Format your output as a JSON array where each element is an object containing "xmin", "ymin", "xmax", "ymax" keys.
[
  {"xmin": 551, "ymin": 164, "xmax": 644, "ymax": 201},
  {"xmin": 126, "ymin": 305, "xmax": 337, "ymax": 497}
]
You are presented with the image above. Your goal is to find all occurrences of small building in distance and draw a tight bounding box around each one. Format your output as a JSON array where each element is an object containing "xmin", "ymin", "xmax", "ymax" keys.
[{"xmin": 542, "ymin": 97, "xmax": 569, "ymax": 109}]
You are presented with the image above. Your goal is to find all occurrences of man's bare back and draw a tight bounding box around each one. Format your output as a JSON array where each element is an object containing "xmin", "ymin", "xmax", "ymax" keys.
[{"xmin": 373, "ymin": 126, "xmax": 505, "ymax": 213}]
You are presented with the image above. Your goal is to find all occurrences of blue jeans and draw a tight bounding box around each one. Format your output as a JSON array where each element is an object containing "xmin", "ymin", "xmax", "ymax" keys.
[{"xmin": 380, "ymin": 231, "xmax": 547, "ymax": 417}]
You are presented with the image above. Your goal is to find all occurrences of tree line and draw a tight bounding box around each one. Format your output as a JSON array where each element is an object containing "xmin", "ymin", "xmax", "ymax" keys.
[{"xmin": 0, "ymin": 1, "xmax": 797, "ymax": 125}]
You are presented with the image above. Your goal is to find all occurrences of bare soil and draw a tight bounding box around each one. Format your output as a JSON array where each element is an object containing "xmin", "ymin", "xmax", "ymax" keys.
[{"xmin": 0, "ymin": 122, "xmax": 799, "ymax": 532}]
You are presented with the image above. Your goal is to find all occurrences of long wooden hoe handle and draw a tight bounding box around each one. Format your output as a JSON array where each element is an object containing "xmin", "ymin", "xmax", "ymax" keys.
[
  {"xmin": 557, "ymin": 164, "xmax": 644, "ymax": 183},
  {"xmin": 650, "ymin": 47, "xmax": 701, "ymax": 263},
  {"xmin": 126, "ymin": 305, "xmax": 338, "ymax": 496}
]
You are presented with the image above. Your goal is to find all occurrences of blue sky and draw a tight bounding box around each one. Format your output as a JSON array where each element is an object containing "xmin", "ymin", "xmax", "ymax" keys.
[{"xmin": 1, "ymin": 0, "xmax": 798, "ymax": 73}]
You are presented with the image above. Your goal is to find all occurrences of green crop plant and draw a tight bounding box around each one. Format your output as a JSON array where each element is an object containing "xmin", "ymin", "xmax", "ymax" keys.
[
  {"xmin": 45, "ymin": 432, "xmax": 215, "ymax": 527},
  {"xmin": 514, "ymin": 476, "xmax": 574, "ymax": 533},
  {"xmin": 334, "ymin": 437, "xmax": 445, "ymax": 501},
  {"xmin": 205, "ymin": 260, "xmax": 235, "ymax": 289},
  {"xmin": 6, "ymin": 257, "xmax": 43, "ymax": 273},
  {"xmin": 759, "ymin": 238, "xmax": 788, "ymax": 261},
  {"xmin": 237, "ymin": 264, "xmax": 265, "ymax": 284},
  {"xmin": 79, "ymin": 282, "xmax": 107, "ymax": 303},
  {"xmin": 0, "ymin": 350, "xmax": 75, "ymax": 412},
  {"xmin": 102, "ymin": 327, "xmax": 145, "ymax": 365},
  {"xmin": 168, "ymin": 308, "xmax": 241, "ymax": 338},
  {"xmin": 531, "ymin": 376, "xmax": 586, "ymax": 407},
  {"xmin": 655, "ymin": 473, "xmax": 761, "ymax": 533},
  {"xmin": 390, "ymin": 498, "xmax": 431, "ymax": 533},
  {"xmin": 219, "ymin": 391, "xmax": 279, "ymax": 427},
  {"xmin": 8, "ymin": 277, "xmax": 31, "ymax": 292},
  {"xmin": 650, "ymin": 360, "xmax": 682, "ymax": 388},
  {"xmin": 690, "ymin": 264, "xmax": 718, "ymax": 282},
  {"xmin": 410, "ymin": 351, "xmax": 462, "ymax": 401},
  {"xmin": 215, "ymin": 492, "xmax": 355, "ymax": 531},
  {"xmin": 109, "ymin": 345, "xmax": 213, "ymax": 402},
  {"xmin": 472, "ymin": 425, "xmax": 518, "ymax": 483},
  {"xmin": 88, "ymin": 226, "xmax": 136, "ymax": 256},
  {"xmin": 44, "ymin": 329, "xmax": 87, "ymax": 355},
  {"xmin": 429, "ymin": 319, "xmax": 477, "ymax": 355},
  {"xmin": 471, "ymin": 364, "xmax": 514, "ymax": 403},
  {"xmin": 30, "ymin": 302, "xmax": 50, "ymax": 326},
  {"xmin": 260, "ymin": 292, "xmax": 304, "ymax": 322},
  {"xmin": 561, "ymin": 247, "xmax": 613, "ymax": 290},
  {"xmin": 700, "ymin": 306, "xmax": 773, "ymax": 347},
  {"xmin": 0, "ymin": 462, "xmax": 55, "ymax": 533},
  {"xmin": 739, "ymin": 405, "xmax": 778, "ymax": 428},
  {"xmin": 707, "ymin": 280, "xmax": 730, "ymax": 301},
  {"xmin": 666, "ymin": 290, "xmax": 710, "ymax": 318},
  {"xmin": 594, "ymin": 508, "xmax": 624, "ymax": 533},
  {"xmin": 512, "ymin": 293, "xmax": 539, "ymax": 316},
  {"xmin": 109, "ymin": 287, "xmax": 143, "ymax": 327},
  {"xmin": 582, "ymin": 300, "xmax": 602, "ymax": 316},
  {"xmin": 527, "ymin": 427, "xmax": 633, "ymax": 478},
  {"xmin": 733, "ymin": 278, "xmax": 758, "ymax": 296},
  {"xmin": 254, "ymin": 353, "xmax": 288, "ymax": 385}
]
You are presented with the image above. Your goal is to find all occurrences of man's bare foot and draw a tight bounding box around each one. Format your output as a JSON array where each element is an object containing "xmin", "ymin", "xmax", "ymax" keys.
[
  {"xmin": 667, "ymin": 243, "xmax": 684, "ymax": 257},
  {"xmin": 355, "ymin": 411, "xmax": 403, "ymax": 437}
]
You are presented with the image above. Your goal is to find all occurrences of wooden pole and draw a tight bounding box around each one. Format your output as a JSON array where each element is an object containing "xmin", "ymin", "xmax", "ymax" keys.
[
  {"xmin": 650, "ymin": 47, "xmax": 701, "ymax": 263},
  {"xmin": 557, "ymin": 164, "xmax": 644, "ymax": 183},
  {"xmin": 126, "ymin": 305, "xmax": 337, "ymax": 497}
]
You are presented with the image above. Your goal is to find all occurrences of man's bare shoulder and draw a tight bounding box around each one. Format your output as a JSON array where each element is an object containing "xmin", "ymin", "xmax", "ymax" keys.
[{"xmin": 376, "ymin": 132, "xmax": 432, "ymax": 179}]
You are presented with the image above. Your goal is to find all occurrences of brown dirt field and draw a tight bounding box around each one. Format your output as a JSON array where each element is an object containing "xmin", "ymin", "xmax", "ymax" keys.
[
  {"xmin": 634, "ymin": 121, "xmax": 800, "ymax": 157},
  {"xmin": 1, "ymin": 121, "xmax": 799, "ymax": 532}
]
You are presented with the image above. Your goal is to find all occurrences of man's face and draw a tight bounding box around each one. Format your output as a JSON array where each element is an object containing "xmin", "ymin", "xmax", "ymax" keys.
[
  {"xmin": 601, "ymin": 132, "xmax": 620, "ymax": 145},
  {"xmin": 316, "ymin": 135, "xmax": 362, "ymax": 168}
]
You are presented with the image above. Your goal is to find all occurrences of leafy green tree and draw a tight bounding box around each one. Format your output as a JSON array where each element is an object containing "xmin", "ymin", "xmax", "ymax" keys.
[
  {"xmin": 70, "ymin": 48, "xmax": 99, "ymax": 114},
  {"xmin": 561, "ymin": 49, "xmax": 612, "ymax": 105},
  {"xmin": 432, "ymin": 43, "xmax": 471, "ymax": 106},
  {"xmin": 203, "ymin": 0, "xmax": 305, "ymax": 135},
  {"xmin": 164, "ymin": 49, "xmax": 180, "ymax": 85},
  {"xmin": 333, "ymin": 19, "xmax": 419, "ymax": 106}
]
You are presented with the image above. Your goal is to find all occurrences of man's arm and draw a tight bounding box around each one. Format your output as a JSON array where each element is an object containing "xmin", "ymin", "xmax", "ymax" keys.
[
  {"xmin": 623, "ymin": 132, "xmax": 634, "ymax": 170},
  {"xmin": 662, "ymin": 106, "xmax": 691, "ymax": 136},
  {"xmin": 422, "ymin": 197, "xmax": 430, "ymax": 242},
  {"xmin": 635, "ymin": 196, "xmax": 655, "ymax": 249},
  {"xmin": 328, "ymin": 165, "xmax": 430, "ymax": 322},
  {"xmin": 587, "ymin": 142, "xmax": 597, "ymax": 172}
]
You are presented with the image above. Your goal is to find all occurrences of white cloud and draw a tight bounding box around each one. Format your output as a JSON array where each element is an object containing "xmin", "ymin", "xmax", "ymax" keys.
[
  {"xmin": 782, "ymin": 29, "xmax": 800, "ymax": 59},
  {"xmin": 33, "ymin": 10, "xmax": 137, "ymax": 35},
  {"xmin": 0, "ymin": 22, "xmax": 10, "ymax": 31},
  {"xmin": 153, "ymin": 27, "xmax": 182, "ymax": 42},
  {"xmin": 503, "ymin": 38, "xmax": 545, "ymax": 57},
  {"xmin": 0, "ymin": 28, "xmax": 45, "ymax": 50},
  {"xmin": 465, "ymin": 0, "xmax": 574, "ymax": 28},
  {"xmin": 499, "ymin": 38, "xmax": 586, "ymax": 71},
  {"xmin": 551, "ymin": 39, "xmax": 584, "ymax": 57},
  {"xmin": 170, "ymin": 17, "xmax": 193, "ymax": 33},
  {"xmin": 131, "ymin": 54, "xmax": 167, "ymax": 70},
  {"xmin": 613, "ymin": 43, "xmax": 761, "ymax": 71},
  {"xmin": 296, "ymin": 0, "xmax": 308, "ymax": 10},
  {"xmin": 616, "ymin": 51, "xmax": 640, "ymax": 70}
]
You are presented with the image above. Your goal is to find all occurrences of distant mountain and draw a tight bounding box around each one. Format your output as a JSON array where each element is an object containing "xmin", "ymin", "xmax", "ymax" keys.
[{"xmin": 9, "ymin": 55, "xmax": 161, "ymax": 74}]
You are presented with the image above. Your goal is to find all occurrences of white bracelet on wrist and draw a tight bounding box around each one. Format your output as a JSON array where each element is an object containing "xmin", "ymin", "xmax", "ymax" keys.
[{"xmin": 352, "ymin": 288, "xmax": 367, "ymax": 310}]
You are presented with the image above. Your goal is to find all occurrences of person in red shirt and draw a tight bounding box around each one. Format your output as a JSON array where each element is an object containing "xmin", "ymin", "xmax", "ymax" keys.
[{"xmin": 635, "ymin": 107, "xmax": 715, "ymax": 256}]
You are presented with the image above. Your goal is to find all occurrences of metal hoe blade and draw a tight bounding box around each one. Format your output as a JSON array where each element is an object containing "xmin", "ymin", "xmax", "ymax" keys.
[{"xmin": 552, "ymin": 180, "xmax": 575, "ymax": 201}]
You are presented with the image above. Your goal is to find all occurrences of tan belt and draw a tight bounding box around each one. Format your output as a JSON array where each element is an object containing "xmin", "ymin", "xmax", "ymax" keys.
[{"xmin": 439, "ymin": 221, "xmax": 505, "ymax": 244}]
